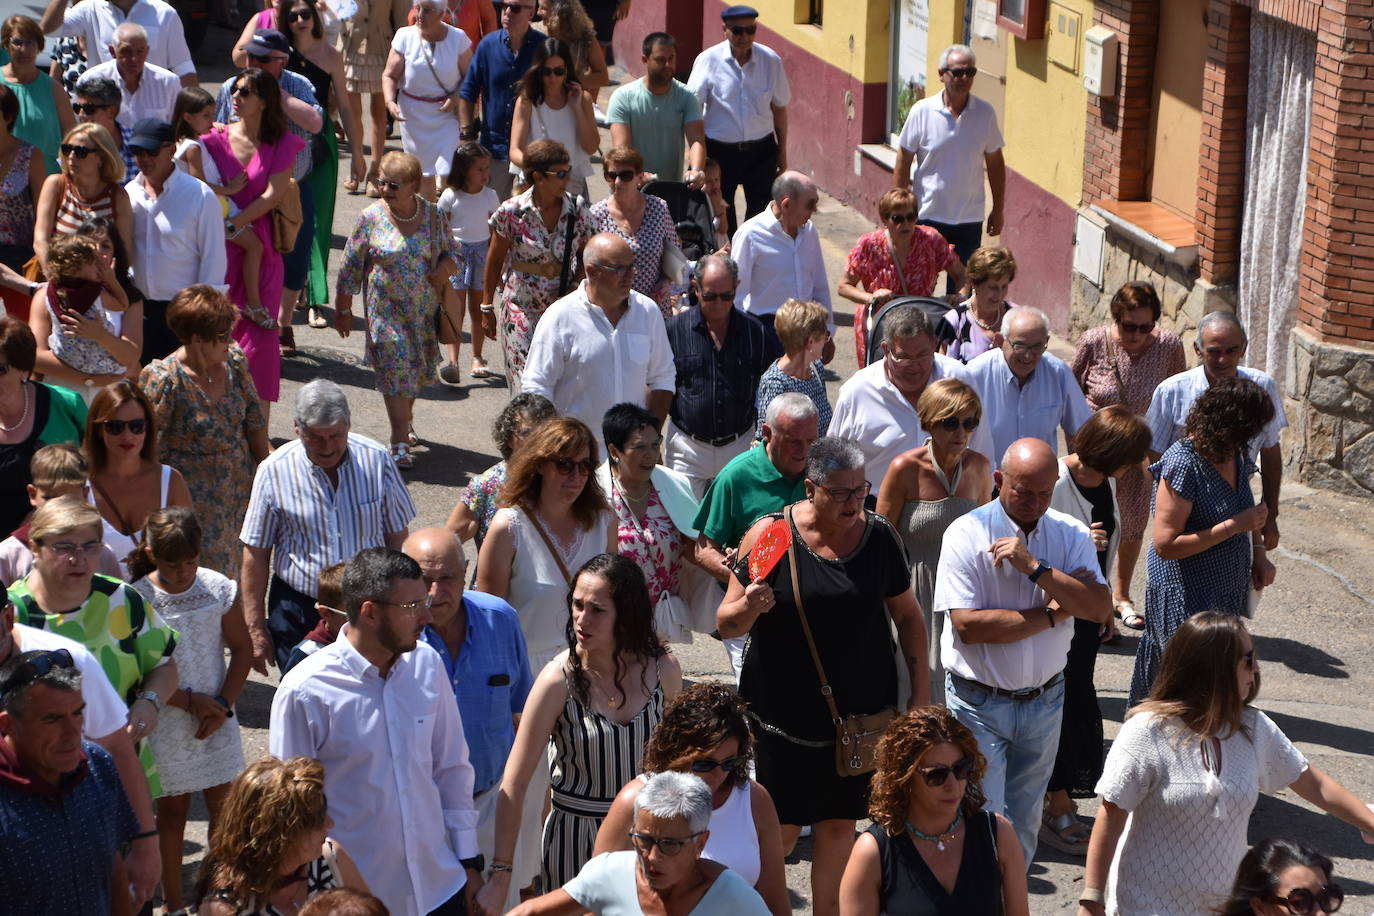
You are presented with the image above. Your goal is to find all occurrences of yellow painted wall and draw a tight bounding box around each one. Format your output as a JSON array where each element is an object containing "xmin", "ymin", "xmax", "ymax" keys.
[
  {"xmin": 923, "ymin": 0, "xmax": 1090, "ymax": 208},
  {"xmin": 744, "ymin": 0, "xmax": 891, "ymax": 83}
]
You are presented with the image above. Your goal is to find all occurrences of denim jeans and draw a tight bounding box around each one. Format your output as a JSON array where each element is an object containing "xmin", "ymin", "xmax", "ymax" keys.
[{"xmin": 945, "ymin": 672, "xmax": 1066, "ymax": 868}]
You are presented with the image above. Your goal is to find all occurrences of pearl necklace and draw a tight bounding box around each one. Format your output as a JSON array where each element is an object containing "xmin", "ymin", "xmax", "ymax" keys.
[
  {"xmin": 906, "ymin": 808, "xmax": 963, "ymax": 851},
  {"xmin": 0, "ymin": 383, "xmax": 31, "ymax": 432},
  {"xmin": 386, "ymin": 196, "xmax": 422, "ymax": 226}
]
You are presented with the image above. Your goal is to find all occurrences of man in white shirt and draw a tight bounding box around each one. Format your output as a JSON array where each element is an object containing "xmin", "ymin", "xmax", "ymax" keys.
[
  {"xmin": 271, "ymin": 547, "xmax": 484, "ymax": 916},
  {"xmin": 1146, "ymin": 310, "xmax": 1286, "ymax": 548},
  {"xmin": 40, "ymin": 0, "xmax": 197, "ymax": 86},
  {"xmin": 829, "ymin": 305, "xmax": 994, "ymax": 490},
  {"xmin": 124, "ymin": 118, "xmax": 226, "ymax": 364},
  {"xmin": 964, "ymin": 307, "xmax": 1093, "ymax": 469},
  {"xmin": 933, "ymin": 438, "xmax": 1111, "ymax": 868},
  {"xmin": 687, "ymin": 4, "xmax": 789, "ymax": 233},
  {"xmin": 893, "ymin": 44, "xmax": 1005, "ymax": 288},
  {"xmin": 731, "ymin": 170, "xmax": 833, "ymax": 355},
  {"xmin": 83, "ymin": 23, "xmax": 180, "ymax": 130},
  {"xmin": 522, "ymin": 234, "xmax": 675, "ymax": 445}
]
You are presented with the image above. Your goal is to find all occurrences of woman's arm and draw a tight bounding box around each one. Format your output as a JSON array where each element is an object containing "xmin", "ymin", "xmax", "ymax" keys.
[
  {"xmin": 246, "ymin": 425, "xmax": 272, "ymax": 463},
  {"xmin": 218, "ymin": 594, "xmax": 253, "ymax": 707},
  {"xmin": 591, "ymin": 780, "xmax": 640, "ymax": 856},
  {"xmin": 995, "ymin": 814, "xmax": 1030, "ymax": 916},
  {"xmin": 382, "ymin": 47, "xmax": 405, "ymax": 123},
  {"xmin": 750, "ymin": 782, "xmax": 792, "ymax": 916},
  {"xmin": 658, "ymin": 651, "xmax": 682, "ymax": 704},
  {"xmin": 445, "ymin": 498, "xmax": 479, "ymax": 542},
  {"xmin": 327, "ymin": 53, "xmax": 367, "ymax": 183},
  {"xmin": 52, "ymin": 77, "xmax": 76, "ymax": 139},
  {"xmin": 1077, "ymin": 800, "xmax": 1128, "ymax": 916},
  {"xmin": 887, "ymin": 588, "xmax": 930, "ymax": 708},
  {"xmin": 166, "ymin": 467, "xmax": 192, "ymax": 508},
  {"xmin": 329, "ymin": 839, "xmax": 372, "ymax": 893},
  {"xmin": 716, "ymin": 516, "xmax": 778, "ymax": 639},
  {"xmin": 577, "ymin": 39, "xmax": 609, "ymax": 95},
  {"xmin": 1152, "ymin": 475, "xmax": 1267, "ymax": 560},
  {"xmin": 508, "ymin": 96, "xmax": 531, "ymax": 169},
  {"xmin": 837, "ymin": 831, "xmax": 880, "ymax": 916},
  {"xmin": 32, "ymin": 173, "xmax": 64, "ymax": 264},
  {"xmin": 505, "ymin": 890, "xmax": 584, "ymax": 916},
  {"xmin": 874, "ymin": 454, "xmax": 916, "ymax": 525},
  {"xmin": 230, "ymin": 162, "xmax": 290, "ymax": 230},
  {"xmin": 1289, "ymin": 765, "xmax": 1374, "ymax": 834},
  {"xmin": 838, "ymin": 267, "xmax": 890, "ymax": 309},
  {"xmin": 571, "ymin": 84, "xmax": 598, "ymax": 155},
  {"xmin": 111, "ymin": 185, "xmax": 134, "ymax": 260},
  {"xmin": 474, "ymin": 511, "xmax": 515, "ymax": 599},
  {"xmin": 26, "ymin": 147, "xmax": 47, "ymax": 221},
  {"xmin": 482, "ymin": 228, "xmax": 510, "ymax": 310},
  {"xmin": 230, "ymin": 15, "xmax": 260, "ymax": 68}
]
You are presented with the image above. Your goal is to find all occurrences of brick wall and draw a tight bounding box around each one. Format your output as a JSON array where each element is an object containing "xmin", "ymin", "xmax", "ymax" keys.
[
  {"xmin": 1195, "ymin": 0, "xmax": 1249, "ymax": 285},
  {"xmin": 1080, "ymin": 0, "xmax": 1158, "ymax": 203}
]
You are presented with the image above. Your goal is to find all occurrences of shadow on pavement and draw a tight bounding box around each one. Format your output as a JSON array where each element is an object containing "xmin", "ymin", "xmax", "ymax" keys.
[
  {"xmin": 1253, "ymin": 633, "xmax": 1348, "ymax": 679},
  {"xmin": 1263, "ymin": 708, "xmax": 1374, "ymax": 757}
]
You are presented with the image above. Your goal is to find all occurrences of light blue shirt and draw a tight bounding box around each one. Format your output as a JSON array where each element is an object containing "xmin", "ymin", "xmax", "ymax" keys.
[
  {"xmin": 1145, "ymin": 365, "xmax": 1286, "ymax": 460},
  {"xmin": 687, "ymin": 40, "xmax": 790, "ymax": 143},
  {"xmin": 963, "ymin": 348, "xmax": 1094, "ymax": 469},
  {"xmin": 564, "ymin": 851, "xmax": 771, "ymax": 916}
]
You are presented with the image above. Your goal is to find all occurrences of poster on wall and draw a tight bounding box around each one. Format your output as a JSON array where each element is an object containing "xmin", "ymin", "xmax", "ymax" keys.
[{"xmin": 890, "ymin": 0, "xmax": 930, "ymax": 139}]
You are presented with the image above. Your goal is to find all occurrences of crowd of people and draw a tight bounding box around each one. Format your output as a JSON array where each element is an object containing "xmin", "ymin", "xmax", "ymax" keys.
[{"xmin": 0, "ymin": 2, "xmax": 1371, "ymax": 916}]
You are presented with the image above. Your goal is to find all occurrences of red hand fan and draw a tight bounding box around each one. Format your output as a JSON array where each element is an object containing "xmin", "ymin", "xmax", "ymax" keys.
[{"xmin": 748, "ymin": 518, "xmax": 792, "ymax": 581}]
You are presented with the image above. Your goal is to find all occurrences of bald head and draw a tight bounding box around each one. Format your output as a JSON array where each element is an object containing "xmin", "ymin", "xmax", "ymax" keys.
[
  {"xmin": 402, "ymin": 527, "xmax": 466, "ymax": 628},
  {"xmin": 1002, "ymin": 438, "xmax": 1056, "ymax": 477},
  {"xmin": 997, "ymin": 438, "xmax": 1058, "ymax": 531},
  {"xmin": 773, "ymin": 171, "xmax": 819, "ymax": 233},
  {"xmin": 584, "ymin": 233, "xmax": 636, "ymax": 303},
  {"xmin": 585, "ymin": 233, "xmax": 632, "ymax": 267}
]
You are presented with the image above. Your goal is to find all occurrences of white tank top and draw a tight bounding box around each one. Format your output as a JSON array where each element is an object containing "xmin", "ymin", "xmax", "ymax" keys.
[{"xmin": 90, "ymin": 464, "xmax": 172, "ymax": 580}]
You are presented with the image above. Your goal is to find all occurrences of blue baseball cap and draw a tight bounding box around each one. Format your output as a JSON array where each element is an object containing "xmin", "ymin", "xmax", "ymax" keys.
[
  {"xmin": 127, "ymin": 118, "xmax": 175, "ymax": 151},
  {"xmin": 721, "ymin": 5, "xmax": 759, "ymax": 20}
]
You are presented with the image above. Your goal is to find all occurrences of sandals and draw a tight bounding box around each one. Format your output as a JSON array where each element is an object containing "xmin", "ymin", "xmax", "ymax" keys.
[
  {"xmin": 390, "ymin": 442, "xmax": 413, "ymax": 469},
  {"xmin": 407, "ymin": 427, "xmax": 419, "ymax": 448},
  {"xmin": 343, "ymin": 175, "xmax": 361, "ymax": 194},
  {"xmin": 364, "ymin": 164, "xmax": 383, "ymax": 198},
  {"xmin": 1115, "ymin": 598, "xmax": 1145, "ymax": 631},
  {"xmin": 279, "ymin": 325, "xmax": 297, "ymax": 357},
  {"xmin": 470, "ymin": 357, "xmax": 490, "ymax": 379},
  {"xmin": 1040, "ymin": 810, "xmax": 1091, "ymax": 856},
  {"xmin": 307, "ymin": 306, "xmax": 328, "ymax": 329},
  {"xmin": 438, "ymin": 361, "xmax": 461, "ymax": 384}
]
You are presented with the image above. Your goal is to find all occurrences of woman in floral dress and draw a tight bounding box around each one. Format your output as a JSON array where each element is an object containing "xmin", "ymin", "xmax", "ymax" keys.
[
  {"xmin": 483, "ymin": 139, "xmax": 594, "ymax": 390},
  {"xmin": 589, "ymin": 145, "xmax": 681, "ymax": 315},
  {"xmin": 336, "ymin": 151, "xmax": 456, "ymax": 470},
  {"xmin": 140, "ymin": 286, "xmax": 271, "ymax": 579}
]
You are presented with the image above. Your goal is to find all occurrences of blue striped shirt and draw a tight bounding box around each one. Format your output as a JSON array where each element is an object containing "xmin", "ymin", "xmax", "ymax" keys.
[{"xmin": 239, "ymin": 433, "xmax": 416, "ymax": 596}]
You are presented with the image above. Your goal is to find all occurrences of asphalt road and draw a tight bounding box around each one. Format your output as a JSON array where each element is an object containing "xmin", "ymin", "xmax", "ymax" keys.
[{"xmin": 156, "ymin": 17, "xmax": 1374, "ymax": 915}]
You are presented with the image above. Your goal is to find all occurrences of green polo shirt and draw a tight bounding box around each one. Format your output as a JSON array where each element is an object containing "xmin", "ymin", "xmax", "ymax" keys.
[{"xmin": 693, "ymin": 445, "xmax": 806, "ymax": 548}]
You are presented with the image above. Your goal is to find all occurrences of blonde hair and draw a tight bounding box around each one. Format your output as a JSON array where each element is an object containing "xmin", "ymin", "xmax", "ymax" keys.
[
  {"xmin": 30, "ymin": 444, "xmax": 89, "ymax": 492},
  {"xmin": 28, "ymin": 494, "xmax": 102, "ymax": 544},
  {"xmin": 44, "ymin": 233, "xmax": 98, "ymax": 282},
  {"xmin": 378, "ymin": 150, "xmax": 422, "ymax": 186},
  {"xmin": 61, "ymin": 122, "xmax": 126, "ymax": 185},
  {"xmin": 773, "ymin": 298, "xmax": 829, "ymax": 353},
  {"xmin": 916, "ymin": 377, "xmax": 982, "ymax": 429},
  {"xmin": 965, "ymin": 246, "xmax": 1016, "ymax": 285}
]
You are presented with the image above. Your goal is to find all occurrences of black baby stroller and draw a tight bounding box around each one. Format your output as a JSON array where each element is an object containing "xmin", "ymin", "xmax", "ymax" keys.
[
  {"xmin": 864, "ymin": 295, "xmax": 957, "ymax": 365},
  {"xmin": 640, "ymin": 179, "xmax": 718, "ymax": 262}
]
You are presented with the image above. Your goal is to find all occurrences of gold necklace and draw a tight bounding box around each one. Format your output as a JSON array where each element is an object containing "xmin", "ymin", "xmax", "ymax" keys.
[{"xmin": 586, "ymin": 666, "xmax": 621, "ymax": 707}]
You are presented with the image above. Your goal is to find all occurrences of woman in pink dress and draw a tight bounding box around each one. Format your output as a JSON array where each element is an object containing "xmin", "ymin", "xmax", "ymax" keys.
[{"xmin": 183, "ymin": 68, "xmax": 305, "ymax": 415}]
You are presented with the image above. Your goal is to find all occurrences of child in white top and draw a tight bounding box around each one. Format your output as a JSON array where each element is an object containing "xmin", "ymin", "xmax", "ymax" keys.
[
  {"xmin": 437, "ymin": 142, "xmax": 500, "ymax": 380},
  {"xmin": 39, "ymin": 234, "xmax": 137, "ymax": 398}
]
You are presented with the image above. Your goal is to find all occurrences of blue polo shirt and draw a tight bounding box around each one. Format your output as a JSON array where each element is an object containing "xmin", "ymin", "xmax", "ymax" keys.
[
  {"xmin": 420, "ymin": 590, "xmax": 533, "ymax": 793},
  {"xmin": 458, "ymin": 27, "xmax": 546, "ymax": 159}
]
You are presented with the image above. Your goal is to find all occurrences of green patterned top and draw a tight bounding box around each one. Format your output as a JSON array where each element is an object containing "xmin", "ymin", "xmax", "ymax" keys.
[{"xmin": 9, "ymin": 573, "xmax": 179, "ymax": 795}]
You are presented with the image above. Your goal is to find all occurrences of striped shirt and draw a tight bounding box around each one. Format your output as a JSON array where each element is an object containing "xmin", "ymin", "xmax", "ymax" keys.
[
  {"xmin": 239, "ymin": 433, "xmax": 416, "ymax": 596},
  {"xmin": 54, "ymin": 179, "xmax": 116, "ymax": 239}
]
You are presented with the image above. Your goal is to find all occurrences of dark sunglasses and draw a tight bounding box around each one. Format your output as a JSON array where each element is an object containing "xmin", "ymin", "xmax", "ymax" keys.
[
  {"xmin": 288, "ymin": 7, "xmax": 314, "ymax": 20},
  {"xmin": 697, "ymin": 290, "xmax": 734, "ymax": 302},
  {"xmin": 539, "ymin": 65, "xmax": 567, "ymax": 77},
  {"xmin": 552, "ymin": 456, "xmax": 593, "ymax": 476},
  {"xmin": 1117, "ymin": 319, "xmax": 1156, "ymax": 334},
  {"xmin": 604, "ymin": 169, "xmax": 636, "ymax": 183},
  {"xmin": 690, "ymin": 754, "xmax": 748, "ymax": 774},
  {"xmin": 943, "ymin": 66, "xmax": 977, "ymax": 78},
  {"xmin": 1265, "ymin": 885, "xmax": 1343, "ymax": 915},
  {"xmin": 60, "ymin": 143, "xmax": 96, "ymax": 158},
  {"xmin": 1242, "ymin": 648, "xmax": 1257, "ymax": 669},
  {"xmin": 72, "ymin": 102, "xmax": 110, "ymax": 115},
  {"xmin": 917, "ymin": 756, "xmax": 975, "ymax": 787},
  {"xmin": 935, "ymin": 416, "xmax": 980, "ymax": 432},
  {"xmin": 378, "ymin": 179, "xmax": 404, "ymax": 191},
  {"xmin": 496, "ymin": 2, "xmax": 535, "ymax": 13},
  {"xmin": 100, "ymin": 418, "xmax": 148, "ymax": 436},
  {"xmin": 0, "ymin": 648, "xmax": 74, "ymax": 698},
  {"xmin": 887, "ymin": 212, "xmax": 918, "ymax": 224},
  {"xmin": 590, "ymin": 261, "xmax": 634, "ymax": 276},
  {"xmin": 231, "ymin": 85, "xmax": 257, "ymax": 97},
  {"xmin": 537, "ymin": 167, "xmax": 572, "ymax": 179},
  {"xmin": 728, "ymin": 25, "xmax": 757, "ymax": 35}
]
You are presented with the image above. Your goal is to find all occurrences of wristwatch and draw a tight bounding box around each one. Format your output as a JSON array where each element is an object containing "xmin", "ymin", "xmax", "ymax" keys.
[
  {"xmin": 460, "ymin": 854, "xmax": 485, "ymax": 873},
  {"xmin": 1028, "ymin": 561, "xmax": 1051, "ymax": 583},
  {"xmin": 137, "ymin": 690, "xmax": 162, "ymax": 711}
]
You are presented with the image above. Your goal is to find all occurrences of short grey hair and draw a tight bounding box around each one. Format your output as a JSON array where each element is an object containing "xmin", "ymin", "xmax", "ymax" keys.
[
  {"xmin": 74, "ymin": 75, "xmax": 120, "ymax": 107},
  {"xmin": 294, "ymin": 378, "xmax": 351, "ymax": 429},
  {"xmin": 771, "ymin": 171, "xmax": 810, "ymax": 206},
  {"xmin": 939, "ymin": 44, "xmax": 976, "ymax": 70},
  {"xmin": 1195, "ymin": 310, "xmax": 1248, "ymax": 350},
  {"xmin": 881, "ymin": 305, "xmax": 936, "ymax": 346},
  {"xmin": 805, "ymin": 436, "xmax": 865, "ymax": 485},
  {"xmin": 1000, "ymin": 306, "xmax": 1050, "ymax": 336},
  {"xmin": 111, "ymin": 22, "xmax": 148, "ymax": 47},
  {"xmin": 764, "ymin": 391, "xmax": 818, "ymax": 427},
  {"xmin": 634, "ymin": 771, "xmax": 712, "ymax": 835},
  {"xmin": 694, "ymin": 252, "xmax": 738, "ymax": 287},
  {"xmin": 0, "ymin": 651, "xmax": 82, "ymax": 716}
]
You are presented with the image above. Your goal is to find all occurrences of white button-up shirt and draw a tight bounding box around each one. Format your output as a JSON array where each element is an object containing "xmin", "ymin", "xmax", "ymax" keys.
[
  {"xmin": 270, "ymin": 634, "xmax": 479, "ymax": 916},
  {"xmin": 239, "ymin": 434, "xmax": 417, "ymax": 596},
  {"xmin": 686, "ymin": 40, "xmax": 790, "ymax": 143},
  {"xmin": 828, "ymin": 355, "xmax": 994, "ymax": 489},
  {"xmin": 897, "ymin": 93, "xmax": 1004, "ymax": 225},
  {"xmin": 522, "ymin": 282, "xmax": 676, "ymax": 446},
  {"xmin": 731, "ymin": 206, "xmax": 833, "ymax": 327},
  {"xmin": 126, "ymin": 167, "xmax": 227, "ymax": 300},
  {"xmin": 83, "ymin": 58, "xmax": 181, "ymax": 129},
  {"xmin": 934, "ymin": 499, "xmax": 1103, "ymax": 690},
  {"xmin": 964, "ymin": 348, "xmax": 1093, "ymax": 468},
  {"xmin": 1146, "ymin": 365, "xmax": 1287, "ymax": 459},
  {"xmin": 57, "ymin": 0, "xmax": 195, "ymax": 77}
]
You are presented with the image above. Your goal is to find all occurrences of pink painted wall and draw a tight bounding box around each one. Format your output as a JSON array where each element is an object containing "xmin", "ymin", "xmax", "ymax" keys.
[{"xmin": 1000, "ymin": 168, "xmax": 1075, "ymax": 334}]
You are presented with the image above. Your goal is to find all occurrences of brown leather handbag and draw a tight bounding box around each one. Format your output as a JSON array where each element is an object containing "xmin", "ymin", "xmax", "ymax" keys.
[{"xmin": 271, "ymin": 178, "xmax": 303, "ymax": 253}]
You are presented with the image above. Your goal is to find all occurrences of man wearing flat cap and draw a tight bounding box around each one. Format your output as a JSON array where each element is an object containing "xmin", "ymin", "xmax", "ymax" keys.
[{"xmin": 687, "ymin": 5, "xmax": 790, "ymax": 235}]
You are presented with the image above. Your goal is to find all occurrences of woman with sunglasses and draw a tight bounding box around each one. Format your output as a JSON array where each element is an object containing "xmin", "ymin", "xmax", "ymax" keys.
[
  {"xmin": 839, "ymin": 706, "xmax": 1029, "ymax": 916},
  {"xmin": 33, "ymin": 123, "xmax": 133, "ymax": 269},
  {"xmin": 195, "ymin": 756, "xmax": 371, "ymax": 916},
  {"xmin": 484, "ymin": 138, "xmax": 594, "ymax": 388},
  {"xmin": 1079, "ymin": 613, "xmax": 1374, "ymax": 916},
  {"xmin": 839, "ymin": 188, "xmax": 965, "ymax": 366},
  {"xmin": 590, "ymin": 682, "xmax": 792, "ymax": 916},
  {"xmin": 476, "ymin": 554, "xmax": 682, "ymax": 916},
  {"xmin": 140, "ymin": 286, "xmax": 271, "ymax": 578},
  {"xmin": 536, "ymin": 0, "xmax": 609, "ymax": 95},
  {"xmin": 588, "ymin": 145, "xmax": 682, "ymax": 315},
  {"xmin": 875, "ymin": 378, "xmax": 991, "ymax": 702},
  {"xmin": 943, "ymin": 246, "xmax": 1018, "ymax": 364},
  {"xmin": 720, "ymin": 437, "xmax": 930, "ymax": 916},
  {"xmin": 1040, "ymin": 405, "xmax": 1151, "ymax": 856},
  {"xmin": 508, "ymin": 37, "xmax": 597, "ymax": 198},
  {"xmin": 0, "ymin": 16, "xmax": 75, "ymax": 176},
  {"xmin": 1216, "ymin": 838, "xmax": 1345, "ymax": 916},
  {"xmin": 1071, "ymin": 280, "xmax": 1186, "ymax": 631}
]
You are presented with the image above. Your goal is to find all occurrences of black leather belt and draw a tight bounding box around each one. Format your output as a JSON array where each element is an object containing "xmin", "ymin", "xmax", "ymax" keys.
[
  {"xmin": 950, "ymin": 671, "xmax": 1064, "ymax": 702},
  {"xmin": 708, "ymin": 134, "xmax": 775, "ymax": 151},
  {"xmin": 674, "ymin": 421, "xmax": 751, "ymax": 448}
]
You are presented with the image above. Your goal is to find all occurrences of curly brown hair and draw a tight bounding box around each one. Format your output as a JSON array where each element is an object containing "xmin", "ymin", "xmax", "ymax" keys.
[
  {"xmin": 641, "ymin": 682, "xmax": 753, "ymax": 791},
  {"xmin": 867, "ymin": 706, "xmax": 988, "ymax": 836},
  {"xmin": 195, "ymin": 757, "xmax": 328, "ymax": 909},
  {"xmin": 1185, "ymin": 376, "xmax": 1274, "ymax": 465},
  {"xmin": 499, "ymin": 416, "xmax": 606, "ymax": 530}
]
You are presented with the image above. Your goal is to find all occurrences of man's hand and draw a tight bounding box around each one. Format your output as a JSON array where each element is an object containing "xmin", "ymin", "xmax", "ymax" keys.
[
  {"xmin": 986, "ymin": 207, "xmax": 1003, "ymax": 236},
  {"xmin": 1261, "ymin": 515, "xmax": 1280, "ymax": 550},
  {"xmin": 463, "ymin": 868, "xmax": 484, "ymax": 913},
  {"xmin": 775, "ymin": 149, "xmax": 787, "ymax": 175},
  {"xmin": 1252, "ymin": 552, "xmax": 1277, "ymax": 590},
  {"xmin": 988, "ymin": 536, "xmax": 1036, "ymax": 575},
  {"xmin": 124, "ymin": 837, "xmax": 161, "ymax": 911},
  {"xmin": 248, "ymin": 624, "xmax": 274, "ymax": 674}
]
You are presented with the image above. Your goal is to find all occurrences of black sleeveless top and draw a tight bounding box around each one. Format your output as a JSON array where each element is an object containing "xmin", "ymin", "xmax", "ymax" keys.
[
  {"xmin": 869, "ymin": 811, "xmax": 1003, "ymax": 915},
  {"xmin": 289, "ymin": 47, "xmax": 332, "ymax": 108}
]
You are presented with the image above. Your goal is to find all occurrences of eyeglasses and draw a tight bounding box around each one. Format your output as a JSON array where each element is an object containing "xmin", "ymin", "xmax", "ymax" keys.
[
  {"xmin": 817, "ymin": 481, "xmax": 872, "ymax": 503},
  {"xmin": 100, "ymin": 418, "xmax": 148, "ymax": 436},
  {"xmin": 943, "ymin": 66, "xmax": 978, "ymax": 78},
  {"xmin": 1008, "ymin": 341, "xmax": 1048, "ymax": 355},
  {"xmin": 628, "ymin": 830, "xmax": 703, "ymax": 856},
  {"xmin": 1117, "ymin": 319, "xmax": 1155, "ymax": 334},
  {"xmin": 603, "ymin": 169, "xmax": 636, "ymax": 183},
  {"xmin": 231, "ymin": 85, "xmax": 257, "ymax": 97},
  {"xmin": 288, "ymin": 7, "xmax": 314, "ymax": 20},
  {"xmin": 918, "ymin": 756, "xmax": 975, "ymax": 787},
  {"xmin": 377, "ymin": 179, "xmax": 404, "ymax": 191},
  {"xmin": 539, "ymin": 65, "xmax": 567, "ymax": 77},
  {"xmin": 72, "ymin": 103, "xmax": 111, "ymax": 115},
  {"xmin": 590, "ymin": 261, "xmax": 634, "ymax": 276},
  {"xmin": 375, "ymin": 596, "xmax": 433, "ymax": 612},
  {"xmin": 886, "ymin": 212, "xmax": 918, "ymax": 224},
  {"xmin": 935, "ymin": 416, "xmax": 980, "ymax": 432},
  {"xmin": 42, "ymin": 540, "xmax": 104, "ymax": 560},
  {"xmin": 1242, "ymin": 648, "xmax": 1257, "ymax": 669},
  {"xmin": 886, "ymin": 347, "xmax": 932, "ymax": 364},
  {"xmin": 552, "ymin": 456, "xmax": 594, "ymax": 477},
  {"xmin": 0, "ymin": 648, "xmax": 74, "ymax": 699},
  {"xmin": 60, "ymin": 143, "xmax": 96, "ymax": 158},
  {"xmin": 1264, "ymin": 885, "xmax": 1344, "ymax": 915},
  {"xmin": 689, "ymin": 754, "xmax": 747, "ymax": 774},
  {"xmin": 728, "ymin": 25, "xmax": 757, "ymax": 35},
  {"xmin": 537, "ymin": 167, "xmax": 572, "ymax": 179},
  {"xmin": 697, "ymin": 290, "xmax": 734, "ymax": 302}
]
